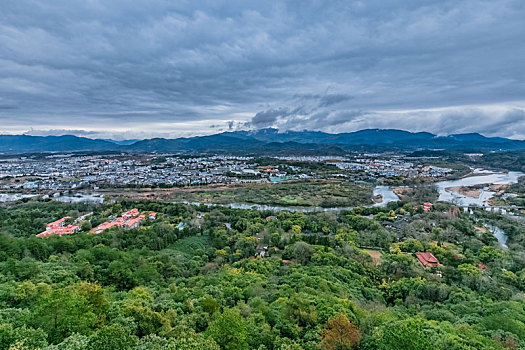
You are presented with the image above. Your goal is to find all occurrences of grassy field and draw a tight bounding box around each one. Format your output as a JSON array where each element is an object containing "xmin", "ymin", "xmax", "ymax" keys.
[
  {"xmin": 167, "ymin": 180, "xmax": 373, "ymax": 207},
  {"xmin": 98, "ymin": 180, "xmax": 374, "ymax": 207},
  {"xmin": 172, "ymin": 235, "xmax": 211, "ymax": 255}
]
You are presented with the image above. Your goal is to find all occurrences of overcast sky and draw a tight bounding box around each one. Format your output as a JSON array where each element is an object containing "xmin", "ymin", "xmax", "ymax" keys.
[{"xmin": 1, "ymin": 0, "xmax": 524, "ymax": 140}]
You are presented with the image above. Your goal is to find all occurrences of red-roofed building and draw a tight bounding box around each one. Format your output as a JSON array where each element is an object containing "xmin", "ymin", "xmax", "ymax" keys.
[
  {"xmin": 423, "ymin": 202, "xmax": 433, "ymax": 212},
  {"xmin": 416, "ymin": 252, "xmax": 440, "ymax": 268},
  {"xmin": 94, "ymin": 221, "xmax": 118, "ymax": 234},
  {"xmin": 53, "ymin": 225, "xmax": 79, "ymax": 236},
  {"xmin": 122, "ymin": 208, "xmax": 139, "ymax": 218},
  {"xmin": 121, "ymin": 214, "xmax": 146, "ymax": 229},
  {"xmin": 121, "ymin": 219, "xmax": 139, "ymax": 229},
  {"xmin": 37, "ymin": 216, "xmax": 79, "ymax": 237},
  {"xmin": 93, "ymin": 210, "xmax": 148, "ymax": 234},
  {"xmin": 149, "ymin": 212, "xmax": 157, "ymax": 220},
  {"xmin": 45, "ymin": 216, "xmax": 71, "ymax": 230}
]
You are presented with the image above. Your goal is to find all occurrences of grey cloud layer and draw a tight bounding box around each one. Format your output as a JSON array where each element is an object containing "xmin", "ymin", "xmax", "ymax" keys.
[{"xmin": 1, "ymin": 0, "xmax": 524, "ymax": 138}]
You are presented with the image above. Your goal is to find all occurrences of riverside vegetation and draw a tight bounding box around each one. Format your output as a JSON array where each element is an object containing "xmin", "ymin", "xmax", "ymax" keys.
[{"xmin": 166, "ymin": 180, "xmax": 374, "ymax": 208}]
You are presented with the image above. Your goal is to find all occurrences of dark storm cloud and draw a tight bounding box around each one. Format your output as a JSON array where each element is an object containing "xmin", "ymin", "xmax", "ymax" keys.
[
  {"xmin": 251, "ymin": 108, "xmax": 293, "ymax": 128},
  {"xmin": 318, "ymin": 94, "xmax": 354, "ymax": 108},
  {"xmin": 0, "ymin": 0, "xmax": 524, "ymax": 138}
]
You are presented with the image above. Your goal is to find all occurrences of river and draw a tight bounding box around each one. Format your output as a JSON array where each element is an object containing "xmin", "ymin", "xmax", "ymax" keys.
[
  {"xmin": 435, "ymin": 170, "xmax": 524, "ymax": 207},
  {"xmin": 177, "ymin": 170, "xmax": 524, "ymax": 212},
  {"xmin": 373, "ymin": 186, "xmax": 399, "ymax": 207},
  {"xmin": 0, "ymin": 192, "xmax": 104, "ymax": 204},
  {"xmin": 178, "ymin": 171, "xmax": 522, "ymax": 249},
  {"xmin": 180, "ymin": 201, "xmax": 356, "ymax": 213},
  {"xmin": 484, "ymin": 223, "xmax": 509, "ymax": 249},
  {"xmin": 54, "ymin": 193, "xmax": 105, "ymax": 204},
  {"xmin": 1, "ymin": 170, "xmax": 522, "ymax": 212},
  {"xmin": 177, "ymin": 186, "xmax": 400, "ymax": 213},
  {"xmin": 0, "ymin": 194, "xmax": 37, "ymax": 202}
]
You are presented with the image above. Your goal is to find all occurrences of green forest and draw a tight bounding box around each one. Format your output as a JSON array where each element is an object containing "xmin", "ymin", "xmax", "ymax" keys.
[{"xmin": 0, "ymin": 198, "xmax": 524, "ymax": 349}]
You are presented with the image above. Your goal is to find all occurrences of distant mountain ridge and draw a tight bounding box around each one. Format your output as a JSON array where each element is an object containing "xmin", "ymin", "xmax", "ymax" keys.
[
  {"xmin": 101, "ymin": 139, "xmax": 140, "ymax": 146},
  {"xmin": 0, "ymin": 135, "xmax": 117, "ymax": 153},
  {"xmin": 0, "ymin": 129, "xmax": 523, "ymax": 154},
  {"xmin": 223, "ymin": 128, "xmax": 522, "ymax": 147}
]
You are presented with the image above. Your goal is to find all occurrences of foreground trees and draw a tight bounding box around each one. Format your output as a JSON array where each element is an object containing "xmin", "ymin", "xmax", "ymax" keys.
[{"xmin": 0, "ymin": 199, "xmax": 523, "ymax": 349}]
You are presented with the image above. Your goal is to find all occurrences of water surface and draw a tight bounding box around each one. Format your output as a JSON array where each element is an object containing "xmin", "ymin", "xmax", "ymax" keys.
[{"xmin": 435, "ymin": 171, "xmax": 524, "ymax": 207}]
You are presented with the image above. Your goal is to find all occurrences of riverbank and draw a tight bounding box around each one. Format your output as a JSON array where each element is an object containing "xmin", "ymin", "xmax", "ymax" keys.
[
  {"xmin": 436, "ymin": 171, "xmax": 525, "ymax": 207},
  {"xmin": 446, "ymin": 186, "xmax": 482, "ymax": 198}
]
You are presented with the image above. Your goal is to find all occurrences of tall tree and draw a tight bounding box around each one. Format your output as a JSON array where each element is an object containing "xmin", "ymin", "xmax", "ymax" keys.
[
  {"xmin": 320, "ymin": 313, "xmax": 360, "ymax": 350},
  {"xmin": 206, "ymin": 309, "xmax": 248, "ymax": 350}
]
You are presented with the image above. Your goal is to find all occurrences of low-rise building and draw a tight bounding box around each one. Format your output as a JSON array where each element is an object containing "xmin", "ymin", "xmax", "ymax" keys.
[
  {"xmin": 416, "ymin": 252, "xmax": 440, "ymax": 267},
  {"xmin": 94, "ymin": 221, "xmax": 118, "ymax": 234},
  {"xmin": 37, "ymin": 216, "xmax": 79, "ymax": 237},
  {"xmin": 93, "ymin": 209, "xmax": 151, "ymax": 234}
]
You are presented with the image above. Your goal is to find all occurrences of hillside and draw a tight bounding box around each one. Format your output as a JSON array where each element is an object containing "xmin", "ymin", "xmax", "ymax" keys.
[
  {"xmin": 223, "ymin": 128, "xmax": 525, "ymax": 150},
  {"xmin": 0, "ymin": 135, "xmax": 118, "ymax": 153},
  {"xmin": 0, "ymin": 199, "xmax": 523, "ymax": 349},
  {"xmin": 1, "ymin": 129, "xmax": 524, "ymax": 154}
]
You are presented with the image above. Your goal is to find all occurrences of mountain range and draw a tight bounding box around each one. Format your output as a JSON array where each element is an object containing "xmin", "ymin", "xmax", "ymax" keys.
[{"xmin": 1, "ymin": 129, "xmax": 524, "ymax": 154}]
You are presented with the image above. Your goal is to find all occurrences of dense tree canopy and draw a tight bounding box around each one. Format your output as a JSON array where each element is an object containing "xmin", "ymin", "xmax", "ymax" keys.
[{"xmin": 0, "ymin": 198, "xmax": 523, "ymax": 349}]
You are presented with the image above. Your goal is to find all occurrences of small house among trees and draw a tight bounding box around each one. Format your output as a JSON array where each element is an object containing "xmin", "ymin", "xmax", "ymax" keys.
[{"xmin": 416, "ymin": 252, "xmax": 440, "ymax": 267}]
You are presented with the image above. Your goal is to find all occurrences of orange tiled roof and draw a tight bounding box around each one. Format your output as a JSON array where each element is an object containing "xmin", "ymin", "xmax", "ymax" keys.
[{"xmin": 416, "ymin": 252, "xmax": 440, "ymax": 267}]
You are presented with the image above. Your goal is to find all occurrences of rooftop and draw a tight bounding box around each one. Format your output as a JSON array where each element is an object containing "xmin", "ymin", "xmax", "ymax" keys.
[{"xmin": 416, "ymin": 252, "xmax": 440, "ymax": 267}]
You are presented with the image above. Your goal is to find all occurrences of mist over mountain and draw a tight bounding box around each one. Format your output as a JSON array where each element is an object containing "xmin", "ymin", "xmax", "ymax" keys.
[{"xmin": 1, "ymin": 129, "xmax": 524, "ymax": 155}]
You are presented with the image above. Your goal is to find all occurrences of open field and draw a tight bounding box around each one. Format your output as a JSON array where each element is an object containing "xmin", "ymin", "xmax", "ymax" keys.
[
  {"xmin": 363, "ymin": 249, "xmax": 383, "ymax": 265},
  {"xmin": 99, "ymin": 179, "xmax": 374, "ymax": 208}
]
